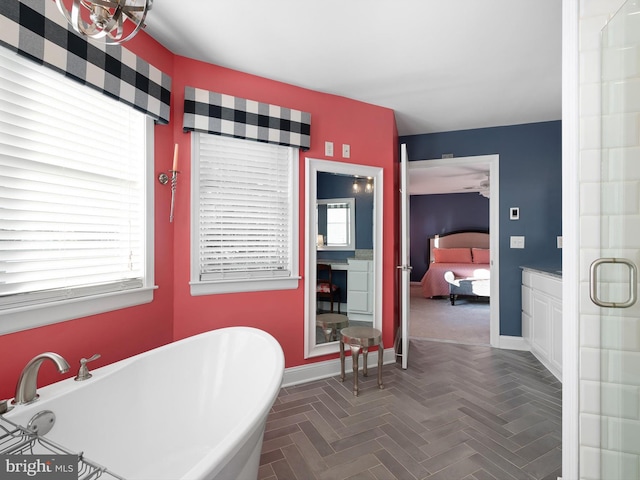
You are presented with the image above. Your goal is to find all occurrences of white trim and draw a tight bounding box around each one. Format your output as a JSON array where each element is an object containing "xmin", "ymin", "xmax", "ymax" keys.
[
  {"xmin": 317, "ymin": 198, "xmax": 357, "ymax": 251},
  {"xmin": 304, "ymin": 158, "xmax": 384, "ymax": 359},
  {"xmin": 189, "ymin": 277, "xmax": 301, "ymax": 295},
  {"xmin": 498, "ymin": 335, "xmax": 529, "ymax": 351},
  {"xmin": 407, "ymin": 154, "xmax": 500, "ymax": 347},
  {"xmin": 283, "ymin": 348, "xmax": 396, "ymax": 387},
  {"xmin": 562, "ymin": 0, "xmax": 580, "ymax": 477},
  {"xmin": 189, "ymin": 135, "xmax": 300, "ymax": 296},
  {"xmin": 0, "ymin": 287, "xmax": 156, "ymax": 335}
]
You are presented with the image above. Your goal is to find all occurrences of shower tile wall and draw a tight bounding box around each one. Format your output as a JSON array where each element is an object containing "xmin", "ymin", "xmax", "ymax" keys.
[{"xmin": 579, "ymin": 0, "xmax": 640, "ymax": 478}]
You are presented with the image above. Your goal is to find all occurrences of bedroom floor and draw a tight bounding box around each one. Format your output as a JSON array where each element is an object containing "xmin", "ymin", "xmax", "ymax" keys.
[{"xmin": 409, "ymin": 284, "xmax": 490, "ymax": 345}]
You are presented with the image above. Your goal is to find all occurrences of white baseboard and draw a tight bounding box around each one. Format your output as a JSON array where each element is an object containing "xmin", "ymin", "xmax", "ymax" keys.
[
  {"xmin": 283, "ymin": 347, "xmax": 396, "ymax": 387},
  {"xmin": 498, "ymin": 335, "xmax": 529, "ymax": 351}
]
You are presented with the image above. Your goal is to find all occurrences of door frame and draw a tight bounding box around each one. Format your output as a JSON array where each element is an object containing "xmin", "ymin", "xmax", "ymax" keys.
[
  {"xmin": 561, "ymin": 0, "xmax": 580, "ymax": 477},
  {"xmin": 407, "ymin": 154, "xmax": 500, "ymax": 348}
]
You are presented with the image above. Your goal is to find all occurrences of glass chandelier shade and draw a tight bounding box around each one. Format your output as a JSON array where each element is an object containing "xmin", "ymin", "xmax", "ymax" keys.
[{"xmin": 55, "ymin": 0, "xmax": 153, "ymax": 45}]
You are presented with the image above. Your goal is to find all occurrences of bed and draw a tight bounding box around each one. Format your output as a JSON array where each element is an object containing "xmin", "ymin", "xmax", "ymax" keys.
[{"xmin": 419, "ymin": 231, "xmax": 490, "ymax": 299}]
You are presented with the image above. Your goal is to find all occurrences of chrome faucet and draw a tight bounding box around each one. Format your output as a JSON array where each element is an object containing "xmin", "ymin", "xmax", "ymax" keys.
[{"xmin": 13, "ymin": 352, "xmax": 70, "ymax": 405}]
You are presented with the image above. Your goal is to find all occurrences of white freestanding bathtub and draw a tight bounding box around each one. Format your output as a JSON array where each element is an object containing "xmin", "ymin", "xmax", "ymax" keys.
[{"xmin": 4, "ymin": 327, "xmax": 285, "ymax": 480}]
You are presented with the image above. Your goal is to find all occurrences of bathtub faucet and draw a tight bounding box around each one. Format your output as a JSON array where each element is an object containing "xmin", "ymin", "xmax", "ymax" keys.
[{"xmin": 13, "ymin": 352, "xmax": 70, "ymax": 405}]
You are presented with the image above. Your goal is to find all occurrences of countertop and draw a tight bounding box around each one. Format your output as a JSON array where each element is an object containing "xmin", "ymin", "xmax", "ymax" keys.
[{"xmin": 521, "ymin": 266, "xmax": 562, "ymax": 279}]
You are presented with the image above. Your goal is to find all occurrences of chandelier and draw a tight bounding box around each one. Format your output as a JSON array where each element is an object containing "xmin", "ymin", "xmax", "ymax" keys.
[{"xmin": 55, "ymin": 0, "xmax": 153, "ymax": 45}]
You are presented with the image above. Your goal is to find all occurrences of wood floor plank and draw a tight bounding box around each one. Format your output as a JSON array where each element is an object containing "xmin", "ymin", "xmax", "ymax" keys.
[{"xmin": 261, "ymin": 339, "xmax": 561, "ymax": 480}]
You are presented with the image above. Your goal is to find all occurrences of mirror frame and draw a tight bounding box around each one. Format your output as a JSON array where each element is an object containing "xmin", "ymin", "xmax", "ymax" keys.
[
  {"xmin": 304, "ymin": 157, "xmax": 384, "ymax": 358},
  {"xmin": 316, "ymin": 197, "xmax": 356, "ymax": 250}
]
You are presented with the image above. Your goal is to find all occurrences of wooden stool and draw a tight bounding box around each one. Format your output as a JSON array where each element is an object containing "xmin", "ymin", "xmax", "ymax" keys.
[
  {"xmin": 316, "ymin": 313, "xmax": 349, "ymax": 342},
  {"xmin": 339, "ymin": 326, "xmax": 384, "ymax": 396}
]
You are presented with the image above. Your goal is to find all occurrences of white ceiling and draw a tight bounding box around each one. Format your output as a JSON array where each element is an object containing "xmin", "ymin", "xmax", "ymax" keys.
[
  {"xmin": 143, "ymin": 0, "xmax": 562, "ymax": 193},
  {"xmin": 408, "ymin": 162, "xmax": 491, "ymax": 196}
]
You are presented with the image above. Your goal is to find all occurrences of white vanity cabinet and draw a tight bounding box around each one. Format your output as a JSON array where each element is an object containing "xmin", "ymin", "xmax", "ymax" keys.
[
  {"xmin": 347, "ymin": 259, "xmax": 373, "ymax": 322},
  {"xmin": 522, "ymin": 268, "xmax": 562, "ymax": 381}
]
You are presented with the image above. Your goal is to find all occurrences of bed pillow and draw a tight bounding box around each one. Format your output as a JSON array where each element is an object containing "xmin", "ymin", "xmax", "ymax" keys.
[
  {"xmin": 472, "ymin": 248, "xmax": 490, "ymax": 264},
  {"xmin": 432, "ymin": 247, "xmax": 473, "ymax": 263}
]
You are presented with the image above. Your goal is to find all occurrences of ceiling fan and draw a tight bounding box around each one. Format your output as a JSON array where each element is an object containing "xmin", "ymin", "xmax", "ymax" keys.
[{"xmin": 463, "ymin": 173, "xmax": 491, "ymax": 198}]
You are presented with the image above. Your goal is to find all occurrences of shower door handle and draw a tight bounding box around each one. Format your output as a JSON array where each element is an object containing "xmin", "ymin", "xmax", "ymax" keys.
[{"xmin": 589, "ymin": 258, "xmax": 638, "ymax": 308}]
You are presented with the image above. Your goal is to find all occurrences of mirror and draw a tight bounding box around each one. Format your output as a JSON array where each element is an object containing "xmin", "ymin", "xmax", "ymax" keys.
[{"xmin": 304, "ymin": 158, "xmax": 383, "ymax": 358}]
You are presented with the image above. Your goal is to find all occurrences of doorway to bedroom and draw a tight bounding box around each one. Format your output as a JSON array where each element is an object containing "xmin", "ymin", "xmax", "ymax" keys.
[{"xmin": 407, "ymin": 154, "xmax": 499, "ymax": 347}]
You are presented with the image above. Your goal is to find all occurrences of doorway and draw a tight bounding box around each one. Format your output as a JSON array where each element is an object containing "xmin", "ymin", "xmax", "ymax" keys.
[{"xmin": 407, "ymin": 155, "xmax": 500, "ymax": 347}]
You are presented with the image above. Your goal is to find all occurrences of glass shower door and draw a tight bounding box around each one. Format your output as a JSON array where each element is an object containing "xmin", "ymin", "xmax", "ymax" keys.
[{"xmin": 593, "ymin": 2, "xmax": 640, "ymax": 477}]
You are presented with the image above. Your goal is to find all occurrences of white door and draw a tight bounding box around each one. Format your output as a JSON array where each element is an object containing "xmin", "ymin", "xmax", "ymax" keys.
[{"xmin": 399, "ymin": 144, "xmax": 411, "ymax": 369}]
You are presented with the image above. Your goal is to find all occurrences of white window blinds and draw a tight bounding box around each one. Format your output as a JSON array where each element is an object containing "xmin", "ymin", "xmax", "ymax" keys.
[
  {"xmin": 195, "ymin": 134, "xmax": 295, "ymax": 282},
  {"xmin": 0, "ymin": 47, "xmax": 147, "ymax": 310}
]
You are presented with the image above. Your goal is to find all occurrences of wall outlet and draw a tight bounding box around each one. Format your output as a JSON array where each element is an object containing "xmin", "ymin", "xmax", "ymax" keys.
[
  {"xmin": 342, "ymin": 144, "xmax": 350, "ymax": 158},
  {"xmin": 325, "ymin": 141, "xmax": 334, "ymax": 157},
  {"xmin": 510, "ymin": 236, "xmax": 525, "ymax": 249}
]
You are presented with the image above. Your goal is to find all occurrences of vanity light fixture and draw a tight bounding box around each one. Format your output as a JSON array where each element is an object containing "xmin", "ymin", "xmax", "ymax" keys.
[
  {"xmin": 55, "ymin": 0, "xmax": 153, "ymax": 45},
  {"xmin": 352, "ymin": 177, "xmax": 374, "ymax": 194},
  {"xmin": 365, "ymin": 177, "xmax": 374, "ymax": 193}
]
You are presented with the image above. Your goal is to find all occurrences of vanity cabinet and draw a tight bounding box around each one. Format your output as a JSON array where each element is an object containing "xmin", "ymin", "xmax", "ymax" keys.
[
  {"xmin": 522, "ymin": 268, "xmax": 562, "ymax": 381},
  {"xmin": 347, "ymin": 259, "xmax": 373, "ymax": 322}
]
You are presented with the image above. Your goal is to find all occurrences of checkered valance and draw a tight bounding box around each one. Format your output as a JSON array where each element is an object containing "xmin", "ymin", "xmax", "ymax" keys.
[
  {"xmin": 0, "ymin": 0, "xmax": 171, "ymax": 124},
  {"xmin": 183, "ymin": 87, "xmax": 311, "ymax": 150}
]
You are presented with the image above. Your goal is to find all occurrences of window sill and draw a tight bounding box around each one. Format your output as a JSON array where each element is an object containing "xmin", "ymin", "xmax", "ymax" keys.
[
  {"xmin": 190, "ymin": 277, "xmax": 301, "ymax": 296},
  {"xmin": 0, "ymin": 287, "xmax": 157, "ymax": 335}
]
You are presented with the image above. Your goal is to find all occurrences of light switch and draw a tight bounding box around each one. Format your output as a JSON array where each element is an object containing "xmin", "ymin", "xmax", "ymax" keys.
[
  {"xmin": 510, "ymin": 236, "xmax": 525, "ymax": 249},
  {"xmin": 557, "ymin": 236, "xmax": 563, "ymax": 248},
  {"xmin": 342, "ymin": 144, "xmax": 350, "ymax": 158},
  {"xmin": 325, "ymin": 141, "xmax": 334, "ymax": 157}
]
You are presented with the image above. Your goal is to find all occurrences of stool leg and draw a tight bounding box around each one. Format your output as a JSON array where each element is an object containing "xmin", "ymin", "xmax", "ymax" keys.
[
  {"xmin": 377, "ymin": 340, "xmax": 384, "ymax": 389},
  {"xmin": 339, "ymin": 338, "xmax": 346, "ymax": 382},
  {"xmin": 362, "ymin": 347, "xmax": 369, "ymax": 377},
  {"xmin": 350, "ymin": 344, "xmax": 361, "ymax": 396},
  {"xmin": 323, "ymin": 327, "xmax": 332, "ymax": 343}
]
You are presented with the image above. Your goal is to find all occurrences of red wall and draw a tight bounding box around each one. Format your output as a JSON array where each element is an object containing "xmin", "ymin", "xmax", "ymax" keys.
[
  {"xmin": 0, "ymin": 28, "xmax": 398, "ymax": 400},
  {"xmin": 170, "ymin": 56, "xmax": 398, "ymax": 367}
]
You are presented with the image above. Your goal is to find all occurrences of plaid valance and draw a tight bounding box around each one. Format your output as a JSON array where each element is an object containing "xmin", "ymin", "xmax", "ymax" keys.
[
  {"xmin": 0, "ymin": 0, "xmax": 171, "ymax": 124},
  {"xmin": 183, "ymin": 87, "xmax": 311, "ymax": 150}
]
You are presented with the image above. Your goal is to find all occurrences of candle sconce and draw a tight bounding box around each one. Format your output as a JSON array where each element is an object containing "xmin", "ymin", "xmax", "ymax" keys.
[
  {"xmin": 169, "ymin": 170, "xmax": 179, "ymax": 223},
  {"xmin": 158, "ymin": 144, "xmax": 180, "ymax": 222},
  {"xmin": 157, "ymin": 170, "xmax": 179, "ymax": 222}
]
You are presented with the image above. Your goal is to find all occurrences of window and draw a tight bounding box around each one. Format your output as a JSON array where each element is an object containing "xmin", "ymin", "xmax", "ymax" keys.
[
  {"xmin": 0, "ymin": 47, "xmax": 154, "ymax": 334},
  {"xmin": 316, "ymin": 198, "xmax": 356, "ymax": 250},
  {"xmin": 191, "ymin": 133, "xmax": 299, "ymax": 295}
]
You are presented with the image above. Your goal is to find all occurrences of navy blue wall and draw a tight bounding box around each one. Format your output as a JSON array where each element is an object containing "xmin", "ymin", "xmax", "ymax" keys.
[
  {"xmin": 401, "ymin": 121, "xmax": 562, "ymax": 337},
  {"xmin": 410, "ymin": 193, "xmax": 489, "ymax": 281}
]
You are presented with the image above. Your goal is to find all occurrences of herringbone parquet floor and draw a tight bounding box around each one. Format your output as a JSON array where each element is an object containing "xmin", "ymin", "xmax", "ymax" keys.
[{"xmin": 259, "ymin": 339, "xmax": 562, "ymax": 480}]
